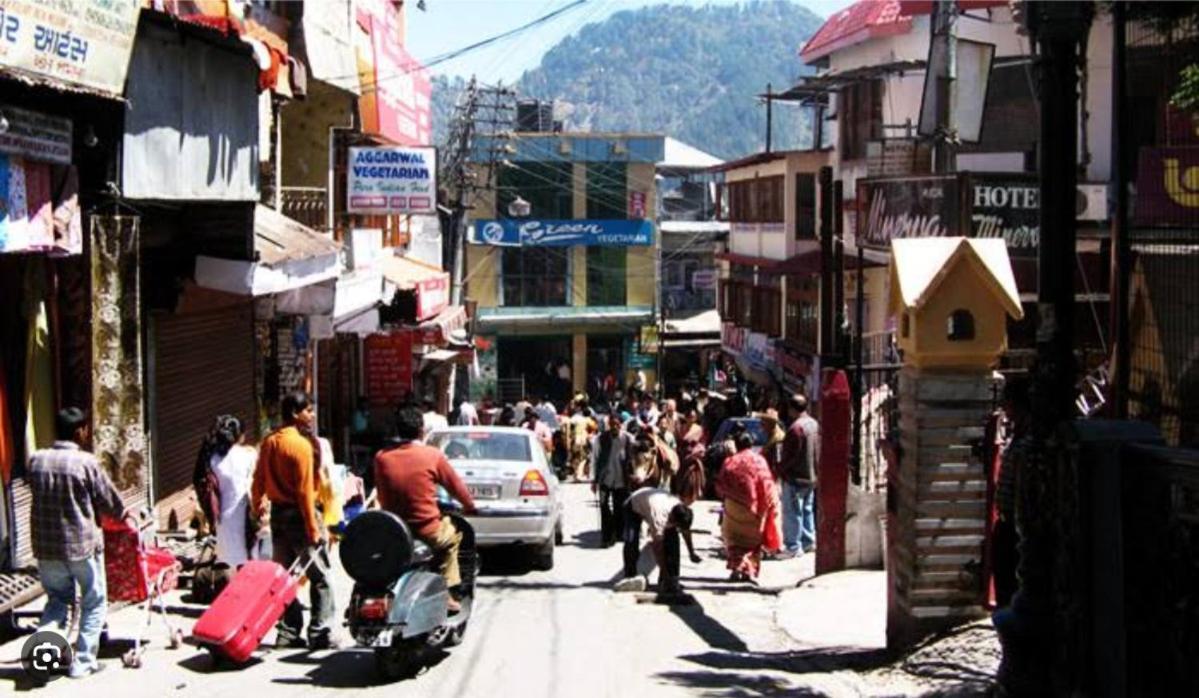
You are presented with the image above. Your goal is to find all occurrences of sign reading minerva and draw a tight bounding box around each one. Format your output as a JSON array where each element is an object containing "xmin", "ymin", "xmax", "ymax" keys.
[
  {"xmin": 348, "ymin": 146, "xmax": 436, "ymax": 215},
  {"xmin": 472, "ymin": 219, "xmax": 654, "ymax": 247},
  {"xmin": 857, "ymin": 173, "xmax": 1045, "ymax": 258}
]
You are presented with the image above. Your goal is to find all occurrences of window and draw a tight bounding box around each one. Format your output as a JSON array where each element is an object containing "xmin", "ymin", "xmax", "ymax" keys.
[
  {"xmin": 501, "ymin": 248, "xmax": 569, "ymax": 306},
  {"xmin": 753, "ymin": 287, "xmax": 781, "ymax": 337},
  {"xmin": 795, "ymin": 173, "xmax": 816, "ymax": 240},
  {"xmin": 838, "ymin": 79, "xmax": 883, "ymax": 161},
  {"xmin": 587, "ymin": 247, "xmax": 627, "ymax": 306},
  {"xmin": 785, "ymin": 281, "xmax": 819, "ymax": 351},
  {"xmin": 586, "ymin": 162, "xmax": 628, "ymax": 219},
  {"xmin": 947, "ymin": 309, "xmax": 975, "ymax": 341},
  {"xmin": 726, "ymin": 176, "xmax": 785, "ymax": 223},
  {"xmin": 498, "ymin": 161, "xmax": 573, "ymax": 219}
]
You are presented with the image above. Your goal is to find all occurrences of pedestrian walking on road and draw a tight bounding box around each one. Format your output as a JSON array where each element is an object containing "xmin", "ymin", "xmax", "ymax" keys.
[
  {"xmin": 591, "ymin": 413, "xmax": 634, "ymax": 547},
  {"xmin": 779, "ymin": 395, "xmax": 819, "ymax": 557},
  {"xmin": 616, "ymin": 487, "xmax": 702, "ymax": 595},
  {"xmin": 193, "ymin": 414, "xmax": 261, "ymax": 569},
  {"xmin": 454, "ymin": 397, "xmax": 479, "ymax": 426},
  {"xmin": 716, "ymin": 430, "xmax": 780, "ymax": 581},
  {"xmin": 28, "ymin": 407, "xmax": 128, "ymax": 678},
  {"xmin": 422, "ymin": 398, "xmax": 449, "ymax": 433},
  {"xmin": 251, "ymin": 392, "xmax": 336, "ymax": 650},
  {"xmin": 672, "ymin": 436, "xmax": 707, "ymax": 505}
]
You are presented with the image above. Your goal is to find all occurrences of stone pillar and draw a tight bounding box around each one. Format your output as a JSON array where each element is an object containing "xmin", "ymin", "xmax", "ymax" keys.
[
  {"xmin": 817, "ymin": 369, "xmax": 850, "ymax": 574},
  {"xmin": 887, "ymin": 367, "xmax": 994, "ymax": 650}
]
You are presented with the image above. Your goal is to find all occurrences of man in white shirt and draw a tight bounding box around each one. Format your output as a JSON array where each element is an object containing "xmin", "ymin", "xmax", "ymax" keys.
[
  {"xmin": 616, "ymin": 487, "xmax": 701, "ymax": 595},
  {"xmin": 534, "ymin": 395, "xmax": 559, "ymax": 430},
  {"xmin": 421, "ymin": 398, "xmax": 449, "ymax": 433},
  {"xmin": 455, "ymin": 398, "xmax": 479, "ymax": 426}
]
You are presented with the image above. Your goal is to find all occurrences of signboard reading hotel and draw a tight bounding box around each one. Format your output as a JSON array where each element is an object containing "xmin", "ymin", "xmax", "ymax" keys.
[
  {"xmin": 348, "ymin": 146, "xmax": 436, "ymax": 215},
  {"xmin": 364, "ymin": 331, "xmax": 413, "ymax": 407},
  {"xmin": 472, "ymin": 219, "xmax": 654, "ymax": 247},
  {"xmin": 0, "ymin": 0, "xmax": 141, "ymax": 97},
  {"xmin": 858, "ymin": 173, "xmax": 1053, "ymax": 257}
]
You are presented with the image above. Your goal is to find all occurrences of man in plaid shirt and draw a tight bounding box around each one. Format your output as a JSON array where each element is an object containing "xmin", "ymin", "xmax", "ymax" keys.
[{"xmin": 28, "ymin": 407, "xmax": 127, "ymax": 678}]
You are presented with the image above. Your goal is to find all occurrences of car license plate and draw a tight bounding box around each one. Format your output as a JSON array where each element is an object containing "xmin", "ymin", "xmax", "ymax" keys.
[{"xmin": 468, "ymin": 484, "xmax": 500, "ymax": 499}]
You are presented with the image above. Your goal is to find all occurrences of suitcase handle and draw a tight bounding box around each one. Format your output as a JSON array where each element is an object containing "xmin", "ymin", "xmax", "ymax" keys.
[{"xmin": 286, "ymin": 541, "xmax": 330, "ymax": 579}]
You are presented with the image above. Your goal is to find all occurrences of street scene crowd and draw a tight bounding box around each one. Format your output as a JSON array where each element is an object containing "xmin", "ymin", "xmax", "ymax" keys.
[{"xmin": 19, "ymin": 365, "xmax": 823, "ymax": 681}]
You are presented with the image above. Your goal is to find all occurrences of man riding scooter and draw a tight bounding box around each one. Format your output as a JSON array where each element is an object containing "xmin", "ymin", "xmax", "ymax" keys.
[{"xmin": 374, "ymin": 404, "xmax": 477, "ymax": 612}]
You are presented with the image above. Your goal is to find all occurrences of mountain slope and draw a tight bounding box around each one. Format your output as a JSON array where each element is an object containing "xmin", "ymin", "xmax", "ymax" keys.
[{"xmin": 432, "ymin": 1, "xmax": 825, "ymax": 160}]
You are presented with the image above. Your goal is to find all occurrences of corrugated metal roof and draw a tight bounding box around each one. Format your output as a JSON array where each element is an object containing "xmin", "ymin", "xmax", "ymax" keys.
[
  {"xmin": 380, "ymin": 253, "xmax": 448, "ymax": 289},
  {"xmin": 254, "ymin": 204, "xmax": 341, "ymax": 267},
  {"xmin": 800, "ymin": 0, "xmax": 914, "ymax": 63},
  {"xmin": 661, "ymin": 138, "xmax": 723, "ymax": 170}
]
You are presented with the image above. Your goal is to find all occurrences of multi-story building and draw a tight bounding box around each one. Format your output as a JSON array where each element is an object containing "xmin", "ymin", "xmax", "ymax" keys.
[
  {"xmin": 794, "ymin": 0, "xmax": 1115, "ymax": 364},
  {"xmin": 464, "ymin": 131, "xmax": 665, "ymax": 406},
  {"xmin": 657, "ymin": 138, "xmax": 727, "ymax": 396},
  {"xmin": 714, "ymin": 149, "xmax": 838, "ymax": 401}
]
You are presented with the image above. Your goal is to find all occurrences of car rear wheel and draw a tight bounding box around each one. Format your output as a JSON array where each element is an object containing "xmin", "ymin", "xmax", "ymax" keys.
[{"xmin": 531, "ymin": 538, "xmax": 554, "ymax": 571}]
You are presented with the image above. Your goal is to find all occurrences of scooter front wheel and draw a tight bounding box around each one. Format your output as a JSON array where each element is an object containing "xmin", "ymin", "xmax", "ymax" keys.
[{"xmin": 375, "ymin": 638, "xmax": 425, "ymax": 681}]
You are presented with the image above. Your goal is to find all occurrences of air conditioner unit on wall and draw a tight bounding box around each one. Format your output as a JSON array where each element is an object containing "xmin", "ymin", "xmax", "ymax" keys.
[{"xmin": 1076, "ymin": 183, "xmax": 1108, "ymax": 221}]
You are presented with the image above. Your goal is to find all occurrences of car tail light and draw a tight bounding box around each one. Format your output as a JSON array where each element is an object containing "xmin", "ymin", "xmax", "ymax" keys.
[
  {"xmin": 519, "ymin": 470, "xmax": 549, "ymax": 496},
  {"xmin": 358, "ymin": 597, "xmax": 390, "ymax": 621}
]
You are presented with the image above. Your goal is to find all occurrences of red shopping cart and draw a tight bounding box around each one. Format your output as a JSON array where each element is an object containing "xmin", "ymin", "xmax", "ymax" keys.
[{"xmin": 102, "ymin": 513, "xmax": 184, "ymax": 668}]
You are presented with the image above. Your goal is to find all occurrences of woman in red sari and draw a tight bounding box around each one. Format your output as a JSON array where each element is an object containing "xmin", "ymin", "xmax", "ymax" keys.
[{"xmin": 716, "ymin": 430, "xmax": 780, "ymax": 581}]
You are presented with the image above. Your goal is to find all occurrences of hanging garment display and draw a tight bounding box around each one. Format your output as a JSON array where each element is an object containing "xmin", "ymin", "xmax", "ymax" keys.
[{"xmin": 91, "ymin": 214, "xmax": 149, "ymax": 492}]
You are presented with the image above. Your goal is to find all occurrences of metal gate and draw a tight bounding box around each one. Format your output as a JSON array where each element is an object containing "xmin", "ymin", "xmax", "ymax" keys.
[{"xmin": 150, "ymin": 303, "xmax": 256, "ymax": 529}]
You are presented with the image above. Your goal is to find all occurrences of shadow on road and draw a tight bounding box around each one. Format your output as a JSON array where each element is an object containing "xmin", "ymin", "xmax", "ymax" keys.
[
  {"xmin": 270, "ymin": 647, "xmax": 449, "ymax": 688},
  {"xmin": 177, "ymin": 650, "xmax": 265, "ymax": 673},
  {"xmin": 668, "ymin": 599, "xmax": 748, "ymax": 653},
  {"xmin": 679, "ymin": 646, "xmax": 891, "ymax": 675},
  {"xmin": 0, "ymin": 665, "xmax": 45, "ymax": 693},
  {"xmin": 654, "ymin": 669, "xmax": 829, "ymax": 698},
  {"xmin": 476, "ymin": 579, "xmax": 582, "ymax": 592}
]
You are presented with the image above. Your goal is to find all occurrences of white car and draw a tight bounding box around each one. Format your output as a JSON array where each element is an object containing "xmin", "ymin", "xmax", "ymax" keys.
[{"xmin": 426, "ymin": 426, "xmax": 564, "ymax": 570}]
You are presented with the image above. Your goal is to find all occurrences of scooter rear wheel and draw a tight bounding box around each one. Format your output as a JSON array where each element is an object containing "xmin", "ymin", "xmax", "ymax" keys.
[{"xmin": 375, "ymin": 638, "xmax": 425, "ymax": 681}]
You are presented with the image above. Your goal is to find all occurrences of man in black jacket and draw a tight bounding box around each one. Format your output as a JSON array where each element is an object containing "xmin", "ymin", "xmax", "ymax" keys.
[{"xmin": 590, "ymin": 413, "xmax": 634, "ymax": 547}]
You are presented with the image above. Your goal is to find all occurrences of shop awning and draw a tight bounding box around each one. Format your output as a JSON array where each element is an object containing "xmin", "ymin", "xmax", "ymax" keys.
[
  {"xmin": 420, "ymin": 347, "xmax": 474, "ymax": 366},
  {"xmin": 414, "ymin": 305, "xmax": 469, "ymax": 346},
  {"xmin": 664, "ymin": 309, "xmax": 722, "ymax": 335},
  {"xmin": 194, "ymin": 205, "xmax": 341, "ymax": 296},
  {"xmin": 380, "ymin": 254, "xmax": 446, "ymax": 289},
  {"xmin": 475, "ymin": 305, "xmax": 654, "ymax": 331}
]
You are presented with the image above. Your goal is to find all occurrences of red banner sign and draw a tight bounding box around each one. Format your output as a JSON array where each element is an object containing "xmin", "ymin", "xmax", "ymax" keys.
[
  {"xmin": 364, "ymin": 331, "xmax": 413, "ymax": 407},
  {"xmin": 357, "ymin": 1, "xmax": 432, "ymax": 146},
  {"xmin": 416, "ymin": 273, "xmax": 449, "ymax": 321},
  {"xmin": 1134, "ymin": 146, "xmax": 1199, "ymax": 227},
  {"xmin": 721, "ymin": 322, "xmax": 748, "ymax": 355}
]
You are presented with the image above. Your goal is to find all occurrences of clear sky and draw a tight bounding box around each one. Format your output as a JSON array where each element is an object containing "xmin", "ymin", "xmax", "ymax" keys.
[{"xmin": 406, "ymin": 0, "xmax": 856, "ymax": 83}]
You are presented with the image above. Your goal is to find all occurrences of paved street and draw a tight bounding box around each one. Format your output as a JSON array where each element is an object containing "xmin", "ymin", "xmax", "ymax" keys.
[{"xmin": 0, "ymin": 484, "xmax": 995, "ymax": 697}]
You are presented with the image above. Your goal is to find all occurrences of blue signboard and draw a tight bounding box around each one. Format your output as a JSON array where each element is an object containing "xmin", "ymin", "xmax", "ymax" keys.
[{"xmin": 472, "ymin": 219, "xmax": 654, "ymax": 247}]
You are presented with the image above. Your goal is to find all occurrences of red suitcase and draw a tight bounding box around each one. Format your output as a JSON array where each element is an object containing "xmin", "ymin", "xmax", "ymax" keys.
[{"xmin": 191, "ymin": 559, "xmax": 302, "ymax": 663}]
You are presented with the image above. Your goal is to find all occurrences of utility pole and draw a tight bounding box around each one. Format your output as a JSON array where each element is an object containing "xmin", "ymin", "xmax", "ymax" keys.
[
  {"xmin": 818, "ymin": 166, "xmax": 835, "ymax": 365},
  {"xmin": 927, "ymin": 0, "xmax": 959, "ymax": 173},
  {"xmin": 440, "ymin": 79, "xmax": 515, "ymax": 306},
  {"xmin": 1109, "ymin": 1, "xmax": 1130, "ymax": 418},
  {"xmin": 995, "ymin": 2, "xmax": 1093, "ymax": 694}
]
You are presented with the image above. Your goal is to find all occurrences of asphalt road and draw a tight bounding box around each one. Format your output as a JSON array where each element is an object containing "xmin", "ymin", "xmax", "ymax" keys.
[{"xmin": 0, "ymin": 483, "xmax": 821, "ymax": 698}]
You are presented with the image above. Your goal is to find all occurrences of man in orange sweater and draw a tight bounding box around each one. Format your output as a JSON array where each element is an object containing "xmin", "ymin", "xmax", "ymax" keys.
[
  {"xmin": 251, "ymin": 392, "xmax": 335, "ymax": 649},
  {"xmin": 375, "ymin": 404, "xmax": 476, "ymax": 612}
]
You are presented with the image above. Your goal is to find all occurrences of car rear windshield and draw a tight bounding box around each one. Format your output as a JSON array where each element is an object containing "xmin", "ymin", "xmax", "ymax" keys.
[
  {"xmin": 715, "ymin": 420, "xmax": 769, "ymax": 446},
  {"xmin": 428, "ymin": 432, "xmax": 532, "ymax": 462}
]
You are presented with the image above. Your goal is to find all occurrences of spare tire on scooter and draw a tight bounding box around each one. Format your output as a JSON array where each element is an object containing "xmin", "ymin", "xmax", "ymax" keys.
[{"xmin": 339, "ymin": 510, "xmax": 417, "ymax": 588}]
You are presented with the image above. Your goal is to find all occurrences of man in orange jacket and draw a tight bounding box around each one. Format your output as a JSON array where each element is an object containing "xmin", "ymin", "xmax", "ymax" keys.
[{"xmin": 251, "ymin": 392, "xmax": 335, "ymax": 650}]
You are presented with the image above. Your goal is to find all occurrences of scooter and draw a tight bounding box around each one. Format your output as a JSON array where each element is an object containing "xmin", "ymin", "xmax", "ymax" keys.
[{"xmin": 340, "ymin": 505, "xmax": 477, "ymax": 681}]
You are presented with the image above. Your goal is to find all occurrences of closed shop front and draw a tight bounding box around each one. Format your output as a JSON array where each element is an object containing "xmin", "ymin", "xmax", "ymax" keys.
[{"xmin": 151, "ymin": 302, "xmax": 256, "ymax": 528}]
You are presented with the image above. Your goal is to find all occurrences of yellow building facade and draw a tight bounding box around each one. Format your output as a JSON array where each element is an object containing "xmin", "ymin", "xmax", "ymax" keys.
[{"xmin": 464, "ymin": 134, "xmax": 665, "ymax": 405}]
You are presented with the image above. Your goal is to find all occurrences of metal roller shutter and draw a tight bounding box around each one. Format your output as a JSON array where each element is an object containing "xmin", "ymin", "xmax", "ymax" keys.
[{"xmin": 151, "ymin": 303, "xmax": 256, "ymax": 529}]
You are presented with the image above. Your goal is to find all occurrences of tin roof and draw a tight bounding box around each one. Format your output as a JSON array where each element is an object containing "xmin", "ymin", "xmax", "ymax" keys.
[{"xmin": 800, "ymin": 0, "xmax": 914, "ymax": 64}]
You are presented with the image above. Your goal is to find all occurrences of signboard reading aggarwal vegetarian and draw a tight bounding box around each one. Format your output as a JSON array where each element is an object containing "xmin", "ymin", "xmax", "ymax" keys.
[{"xmin": 348, "ymin": 146, "xmax": 436, "ymax": 215}]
